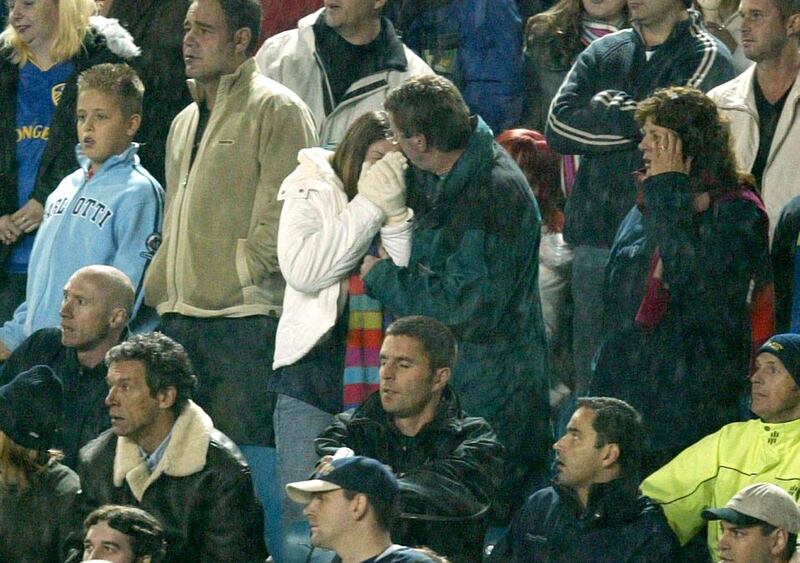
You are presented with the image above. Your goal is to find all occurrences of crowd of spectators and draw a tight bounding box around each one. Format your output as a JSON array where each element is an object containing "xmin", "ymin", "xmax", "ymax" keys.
[{"xmin": 3, "ymin": 0, "xmax": 800, "ymax": 561}]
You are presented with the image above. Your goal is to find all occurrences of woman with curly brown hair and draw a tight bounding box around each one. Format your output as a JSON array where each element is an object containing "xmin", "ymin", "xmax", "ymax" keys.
[{"xmin": 591, "ymin": 86, "xmax": 771, "ymax": 474}]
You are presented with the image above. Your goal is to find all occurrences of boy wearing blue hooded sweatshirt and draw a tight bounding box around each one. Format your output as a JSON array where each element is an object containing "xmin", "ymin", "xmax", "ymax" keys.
[{"xmin": 0, "ymin": 63, "xmax": 163, "ymax": 360}]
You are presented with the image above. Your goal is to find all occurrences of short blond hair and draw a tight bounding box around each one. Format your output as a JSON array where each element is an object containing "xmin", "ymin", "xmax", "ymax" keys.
[
  {"xmin": 78, "ymin": 62, "xmax": 144, "ymax": 118},
  {"xmin": 0, "ymin": 0, "xmax": 95, "ymax": 66}
]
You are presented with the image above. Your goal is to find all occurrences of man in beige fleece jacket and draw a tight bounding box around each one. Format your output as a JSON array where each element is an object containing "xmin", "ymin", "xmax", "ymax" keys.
[{"xmin": 142, "ymin": 0, "xmax": 316, "ymax": 549}]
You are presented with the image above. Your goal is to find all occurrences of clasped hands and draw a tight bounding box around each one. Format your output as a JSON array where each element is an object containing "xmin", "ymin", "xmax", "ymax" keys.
[{"xmin": 0, "ymin": 199, "xmax": 44, "ymax": 245}]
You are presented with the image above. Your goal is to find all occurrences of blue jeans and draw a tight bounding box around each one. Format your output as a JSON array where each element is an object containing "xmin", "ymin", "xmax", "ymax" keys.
[
  {"xmin": 274, "ymin": 394, "xmax": 335, "ymax": 562},
  {"xmin": 275, "ymin": 394, "xmax": 334, "ymax": 523},
  {"xmin": 570, "ymin": 245, "xmax": 610, "ymax": 395},
  {"xmin": 239, "ymin": 445, "xmax": 282, "ymax": 559}
]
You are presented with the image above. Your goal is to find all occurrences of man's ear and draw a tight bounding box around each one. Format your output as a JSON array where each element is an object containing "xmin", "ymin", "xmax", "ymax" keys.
[
  {"xmin": 126, "ymin": 112, "xmax": 142, "ymax": 138},
  {"xmin": 136, "ymin": 556, "xmax": 152, "ymax": 563},
  {"xmin": 156, "ymin": 386, "xmax": 177, "ymax": 411},
  {"xmin": 432, "ymin": 366, "xmax": 450, "ymax": 392},
  {"xmin": 770, "ymin": 527, "xmax": 790, "ymax": 556},
  {"xmin": 233, "ymin": 27, "xmax": 252, "ymax": 56},
  {"xmin": 109, "ymin": 307, "xmax": 129, "ymax": 331},
  {"xmin": 600, "ymin": 443, "xmax": 621, "ymax": 469},
  {"xmin": 351, "ymin": 492, "xmax": 370, "ymax": 522},
  {"xmin": 787, "ymin": 13, "xmax": 800, "ymax": 36},
  {"xmin": 415, "ymin": 133, "xmax": 430, "ymax": 154},
  {"xmin": 374, "ymin": 0, "xmax": 388, "ymax": 10}
]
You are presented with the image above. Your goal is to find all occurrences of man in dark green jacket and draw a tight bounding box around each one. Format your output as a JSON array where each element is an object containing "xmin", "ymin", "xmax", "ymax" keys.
[{"xmin": 360, "ymin": 75, "xmax": 550, "ymax": 513}]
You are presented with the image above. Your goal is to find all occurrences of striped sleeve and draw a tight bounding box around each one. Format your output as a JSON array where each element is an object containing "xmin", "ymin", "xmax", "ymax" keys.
[
  {"xmin": 545, "ymin": 38, "xmax": 641, "ymax": 156},
  {"xmin": 684, "ymin": 21, "xmax": 735, "ymax": 92}
]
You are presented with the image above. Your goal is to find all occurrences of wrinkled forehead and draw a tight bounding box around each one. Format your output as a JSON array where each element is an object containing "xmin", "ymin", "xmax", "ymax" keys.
[{"xmin": 64, "ymin": 270, "xmax": 108, "ymax": 296}]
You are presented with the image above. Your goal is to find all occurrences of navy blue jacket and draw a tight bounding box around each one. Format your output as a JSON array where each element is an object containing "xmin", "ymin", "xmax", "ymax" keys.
[
  {"xmin": 772, "ymin": 195, "xmax": 800, "ymax": 332},
  {"xmin": 545, "ymin": 11, "xmax": 734, "ymax": 248},
  {"xmin": 592, "ymin": 173, "xmax": 768, "ymax": 454},
  {"xmin": 395, "ymin": 0, "xmax": 524, "ymax": 133},
  {"xmin": 489, "ymin": 479, "xmax": 680, "ymax": 562}
]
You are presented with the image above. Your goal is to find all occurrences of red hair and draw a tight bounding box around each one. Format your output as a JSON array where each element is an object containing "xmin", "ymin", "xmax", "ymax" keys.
[{"xmin": 497, "ymin": 129, "xmax": 564, "ymax": 232}]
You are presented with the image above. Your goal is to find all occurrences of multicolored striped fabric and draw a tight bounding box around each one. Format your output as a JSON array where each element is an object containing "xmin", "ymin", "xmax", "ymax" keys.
[{"xmin": 342, "ymin": 256, "xmax": 393, "ymax": 409}]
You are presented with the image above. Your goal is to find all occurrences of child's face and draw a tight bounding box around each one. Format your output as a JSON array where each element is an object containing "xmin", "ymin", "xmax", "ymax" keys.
[{"xmin": 76, "ymin": 89, "xmax": 140, "ymax": 171}]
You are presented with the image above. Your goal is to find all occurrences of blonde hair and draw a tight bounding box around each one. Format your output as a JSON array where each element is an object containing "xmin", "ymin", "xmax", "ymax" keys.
[
  {"xmin": 0, "ymin": 430, "xmax": 62, "ymax": 491},
  {"xmin": 0, "ymin": 0, "xmax": 96, "ymax": 66}
]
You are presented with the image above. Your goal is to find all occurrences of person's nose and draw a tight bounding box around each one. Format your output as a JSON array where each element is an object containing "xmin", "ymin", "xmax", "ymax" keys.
[
  {"xmin": 380, "ymin": 363, "xmax": 395, "ymax": 381},
  {"xmin": 10, "ymin": 2, "xmax": 23, "ymax": 21},
  {"xmin": 105, "ymin": 386, "xmax": 117, "ymax": 407}
]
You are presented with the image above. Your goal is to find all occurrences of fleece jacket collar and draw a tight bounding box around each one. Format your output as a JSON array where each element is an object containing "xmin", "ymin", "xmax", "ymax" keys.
[{"xmin": 112, "ymin": 400, "xmax": 213, "ymax": 501}]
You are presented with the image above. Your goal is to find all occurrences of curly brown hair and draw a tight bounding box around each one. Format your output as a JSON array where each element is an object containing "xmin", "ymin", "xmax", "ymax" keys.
[{"xmin": 635, "ymin": 86, "xmax": 745, "ymax": 190}]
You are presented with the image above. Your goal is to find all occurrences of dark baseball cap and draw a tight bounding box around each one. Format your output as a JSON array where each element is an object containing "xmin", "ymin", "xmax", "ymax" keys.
[{"xmin": 286, "ymin": 455, "xmax": 399, "ymax": 505}]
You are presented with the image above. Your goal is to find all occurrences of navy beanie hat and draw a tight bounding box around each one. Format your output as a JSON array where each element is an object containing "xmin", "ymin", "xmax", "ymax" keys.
[
  {"xmin": 0, "ymin": 365, "xmax": 63, "ymax": 451},
  {"xmin": 757, "ymin": 334, "xmax": 800, "ymax": 386}
]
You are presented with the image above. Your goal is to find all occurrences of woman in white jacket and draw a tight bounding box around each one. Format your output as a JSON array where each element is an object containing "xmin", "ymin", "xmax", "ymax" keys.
[{"xmin": 271, "ymin": 111, "xmax": 412, "ymax": 548}]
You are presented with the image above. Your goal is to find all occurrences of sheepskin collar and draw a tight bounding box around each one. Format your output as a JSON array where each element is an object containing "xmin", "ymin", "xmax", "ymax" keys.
[{"xmin": 112, "ymin": 401, "xmax": 213, "ymax": 502}]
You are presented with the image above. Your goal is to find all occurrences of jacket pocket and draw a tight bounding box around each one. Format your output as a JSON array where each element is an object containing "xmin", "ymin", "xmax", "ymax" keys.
[{"xmin": 235, "ymin": 238, "xmax": 254, "ymax": 288}]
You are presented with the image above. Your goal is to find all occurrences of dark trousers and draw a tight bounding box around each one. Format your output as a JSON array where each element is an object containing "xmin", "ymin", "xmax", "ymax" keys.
[
  {"xmin": 160, "ymin": 313, "xmax": 278, "ymax": 446},
  {"xmin": 0, "ymin": 273, "xmax": 26, "ymax": 325}
]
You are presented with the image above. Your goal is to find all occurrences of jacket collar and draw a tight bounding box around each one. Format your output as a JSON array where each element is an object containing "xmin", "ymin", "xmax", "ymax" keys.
[
  {"xmin": 380, "ymin": 17, "xmax": 411, "ymax": 71},
  {"xmin": 187, "ymin": 57, "xmax": 257, "ymax": 104},
  {"xmin": 277, "ymin": 147, "xmax": 342, "ymax": 200},
  {"xmin": 355, "ymin": 385, "xmax": 467, "ymax": 435},
  {"xmin": 756, "ymin": 416, "xmax": 800, "ymax": 449},
  {"xmin": 632, "ymin": 9, "xmax": 703, "ymax": 49},
  {"xmin": 713, "ymin": 64, "xmax": 800, "ymax": 112},
  {"xmin": 76, "ymin": 143, "xmax": 140, "ymax": 175},
  {"xmin": 309, "ymin": 8, "xmax": 409, "ymax": 71},
  {"xmin": 112, "ymin": 401, "xmax": 213, "ymax": 501},
  {"xmin": 556, "ymin": 476, "xmax": 643, "ymax": 524},
  {"xmin": 434, "ymin": 116, "xmax": 495, "ymax": 204}
]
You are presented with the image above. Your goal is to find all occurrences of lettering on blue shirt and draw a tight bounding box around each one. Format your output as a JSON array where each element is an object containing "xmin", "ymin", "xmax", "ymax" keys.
[{"xmin": 10, "ymin": 60, "xmax": 74, "ymax": 274}]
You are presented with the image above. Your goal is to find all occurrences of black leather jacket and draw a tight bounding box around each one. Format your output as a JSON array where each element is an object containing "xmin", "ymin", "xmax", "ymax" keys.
[{"xmin": 316, "ymin": 387, "xmax": 504, "ymax": 563}]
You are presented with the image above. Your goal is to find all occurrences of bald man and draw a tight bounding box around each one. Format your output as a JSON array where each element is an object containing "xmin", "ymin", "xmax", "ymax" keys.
[{"xmin": 0, "ymin": 265, "xmax": 134, "ymax": 468}]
